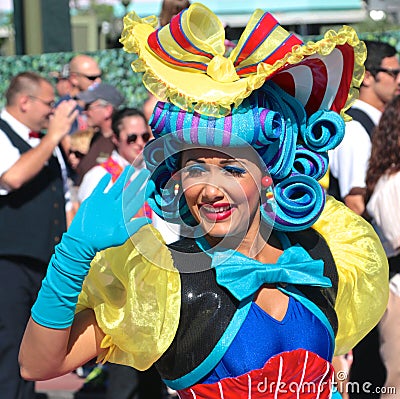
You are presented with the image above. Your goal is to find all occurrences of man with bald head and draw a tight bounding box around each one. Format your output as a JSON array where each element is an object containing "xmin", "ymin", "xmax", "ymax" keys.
[
  {"xmin": 57, "ymin": 54, "xmax": 102, "ymax": 138},
  {"xmin": 68, "ymin": 54, "xmax": 102, "ymax": 95},
  {"xmin": 0, "ymin": 71, "xmax": 77, "ymax": 398}
]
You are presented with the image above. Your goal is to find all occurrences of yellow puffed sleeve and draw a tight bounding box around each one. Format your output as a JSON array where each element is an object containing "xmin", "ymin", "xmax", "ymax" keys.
[
  {"xmin": 312, "ymin": 196, "xmax": 389, "ymax": 355},
  {"xmin": 76, "ymin": 224, "xmax": 181, "ymax": 370}
]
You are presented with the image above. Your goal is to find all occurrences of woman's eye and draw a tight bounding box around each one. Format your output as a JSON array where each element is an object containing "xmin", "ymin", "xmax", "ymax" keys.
[
  {"xmin": 185, "ymin": 164, "xmax": 207, "ymax": 177},
  {"xmin": 223, "ymin": 166, "xmax": 246, "ymax": 177}
]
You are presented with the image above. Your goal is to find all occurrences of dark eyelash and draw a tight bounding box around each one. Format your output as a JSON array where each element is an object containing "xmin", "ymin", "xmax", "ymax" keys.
[
  {"xmin": 186, "ymin": 164, "xmax": 206, "ymax": 176},
  {"xmin": 224, "ymin": 166, "xmax": 246, "ymax": 176}
]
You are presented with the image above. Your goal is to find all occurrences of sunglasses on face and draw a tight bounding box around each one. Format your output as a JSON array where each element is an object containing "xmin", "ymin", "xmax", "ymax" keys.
[
  {"xmin": 69, "ymin": 150, "xmax": 86, "ymax": 159},
  {"xmin": 126, "ymin": 132, "xmax": 151, "ymax": 144},
  {"xmin": 73, "ymin": 72, "xmax": 102, "ymax": 81},
  {"xmin": 374, "ymin": 67, "xmax": 400, "ymax": 79}
]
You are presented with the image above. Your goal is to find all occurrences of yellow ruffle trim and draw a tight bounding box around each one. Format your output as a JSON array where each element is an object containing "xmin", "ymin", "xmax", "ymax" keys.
[
  {"xmin": 76, "ymin": 224, "xmax": 181, "ymax": 370},
  {"xmin": 312, "ymin": 196, "xmax": 389, "ymax": 355},
  {"xmin": 120, "ymin": 8, "xmax": 365, "ymax": 117}
]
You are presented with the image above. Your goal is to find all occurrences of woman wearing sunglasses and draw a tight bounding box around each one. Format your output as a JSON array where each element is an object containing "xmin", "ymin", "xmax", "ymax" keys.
[
  {"xmin": 19, "ymin": 4, "xmax": 388, "ymax": 398},
  {"xmin": 77, "ymin": 108, "xmax": 151, "ymax": 203}
]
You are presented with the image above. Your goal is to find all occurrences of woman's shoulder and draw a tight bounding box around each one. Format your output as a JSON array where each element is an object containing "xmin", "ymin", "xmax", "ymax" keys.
[
  {"xmin": 369, "ymin": 171, "xmax": 400, "ymax": 201},
  {"xmin": 77, "ymin": 223, "xmax": 181, "ymax": 371}
]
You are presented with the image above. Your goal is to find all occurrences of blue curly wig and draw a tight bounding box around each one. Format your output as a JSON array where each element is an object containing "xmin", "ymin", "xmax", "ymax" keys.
[{"xmin": 143, "ymin": 81, "xmax": 344, "ymax": 232}]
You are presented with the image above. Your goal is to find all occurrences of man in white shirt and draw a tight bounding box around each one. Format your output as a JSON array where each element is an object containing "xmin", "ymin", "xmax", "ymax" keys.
[
  {"xmin": 329, "ymin": 40, "xmax": 400, "ymax": 216},
  {"xmin": 0, "ymin": 71, "xmax": 77, "ymax": 399}
]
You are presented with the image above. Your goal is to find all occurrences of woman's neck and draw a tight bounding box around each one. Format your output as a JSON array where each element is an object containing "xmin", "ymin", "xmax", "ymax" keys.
[{"xmin": 237, "ymin": 232, "xmax": 267, "ymax": 259}]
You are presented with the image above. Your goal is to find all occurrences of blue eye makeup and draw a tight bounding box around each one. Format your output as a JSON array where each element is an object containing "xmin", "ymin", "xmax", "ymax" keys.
[
  {"xmin": 183, "ymin": 163, "xmax": 246, "ymax": 178},
  {"xmin": 185, "ymin": 164, "xmax": 207, "ymax": 177},
  {"xmin": 223, "ymin": 165, "xmax": 247, "ymax": 177}
]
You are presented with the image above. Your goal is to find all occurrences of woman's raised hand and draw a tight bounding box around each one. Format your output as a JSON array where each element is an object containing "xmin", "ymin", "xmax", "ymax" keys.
[{"xmin": 68, "ymin": 166, "xmax": 155, "ymax": 257}]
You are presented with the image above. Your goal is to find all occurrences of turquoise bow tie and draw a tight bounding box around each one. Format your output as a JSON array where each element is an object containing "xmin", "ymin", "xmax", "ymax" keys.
[{"xmin": 211, "ymin": 245, "xmax": 332, "ymax": 301}]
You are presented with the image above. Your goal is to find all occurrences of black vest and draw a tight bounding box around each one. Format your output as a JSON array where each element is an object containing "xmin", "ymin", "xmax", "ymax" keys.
[
  {"xmin": 0, "ymin": 120, "xmax": 66, "ymax": 265},
  {"xmin": 155, "ymin": 228, "xmax": 338, "ymax": 382}
]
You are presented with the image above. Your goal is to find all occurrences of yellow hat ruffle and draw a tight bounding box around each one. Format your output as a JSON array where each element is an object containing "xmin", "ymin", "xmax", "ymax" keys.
[{"xmin": 120, "ymin": 2, "xmax": 366, "ymax": 118}]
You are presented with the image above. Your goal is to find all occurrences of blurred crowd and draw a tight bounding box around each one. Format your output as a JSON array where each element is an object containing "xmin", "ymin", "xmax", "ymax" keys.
[{"xmin": 0, "ymin": 53, "xmax": 181, "ymax": 399}]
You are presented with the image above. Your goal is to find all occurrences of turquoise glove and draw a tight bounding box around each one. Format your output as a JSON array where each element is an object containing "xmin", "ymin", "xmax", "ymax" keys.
[
  {"xmin": 32, "ymin": 166, "xmax": 155, "ymax": 328},
  {"xmin": 66, "ymin": 166, "xmax": 154, "ymax": 258}
]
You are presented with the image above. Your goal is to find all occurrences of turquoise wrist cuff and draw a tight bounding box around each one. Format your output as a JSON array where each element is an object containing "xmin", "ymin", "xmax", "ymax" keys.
[{"xmin": 31, "ymin": 250, "xmax": 89, "ymax": 329}]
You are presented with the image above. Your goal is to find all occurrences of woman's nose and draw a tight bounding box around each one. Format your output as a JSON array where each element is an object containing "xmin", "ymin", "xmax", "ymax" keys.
[{"xmin": 200, "ymin": 182, "xmax": 224, "ymax": 202}]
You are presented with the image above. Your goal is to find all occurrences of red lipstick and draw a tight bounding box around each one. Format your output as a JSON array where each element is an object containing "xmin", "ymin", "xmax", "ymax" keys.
[{"xmin": 199, "ymin": 203, "xmax": 234, "ymax": 221}]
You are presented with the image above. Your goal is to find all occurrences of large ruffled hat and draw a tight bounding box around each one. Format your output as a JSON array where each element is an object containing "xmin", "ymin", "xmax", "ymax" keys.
[
  {"xmin": 120, "ymin": 2, "xmax": 365, "ymax": 118},
  {"xmin": 121, "ymin": 2, "xmax": 366, "ymax": 232}
]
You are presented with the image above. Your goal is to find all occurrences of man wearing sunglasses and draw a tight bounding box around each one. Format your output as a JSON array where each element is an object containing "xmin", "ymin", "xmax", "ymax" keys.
[
  {"xmin": 329, "ymin": 40, "xmax": 400, "ymax": 399},
  {"xmin": 74, "ymin": 83, "xmax": 125, "ymax": 185},
  {"xmin": 69, "ymin": 54, "xmax": 102, "ymax": 91},
  {"xmin": 56, "ymin": 54, "xmax": 102, "ymax": 140},
  {"xmin": 329, "ymin": 40, "xmax": 400, "ymax": 216}
]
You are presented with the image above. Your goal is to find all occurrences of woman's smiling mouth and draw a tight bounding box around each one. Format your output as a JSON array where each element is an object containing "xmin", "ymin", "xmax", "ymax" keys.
[{"xmin": 199, "ymin": 203, "xmax": 234, "ymax": 221}]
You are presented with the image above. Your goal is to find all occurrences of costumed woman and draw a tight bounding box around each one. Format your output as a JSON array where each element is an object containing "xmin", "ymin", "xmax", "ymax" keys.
[{"xmin": 19, "ymin": 4, "xmax": 388, "ymax": 398}]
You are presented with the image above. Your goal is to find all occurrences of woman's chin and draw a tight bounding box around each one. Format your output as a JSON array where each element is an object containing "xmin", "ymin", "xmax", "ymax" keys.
[
  {"xmin": 199, "ymin": 221, "xmax": 230, "ymax": 237},
  {"xmin": 202, "ymin": 224, "xmax": 248, "ymax": 240}
]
